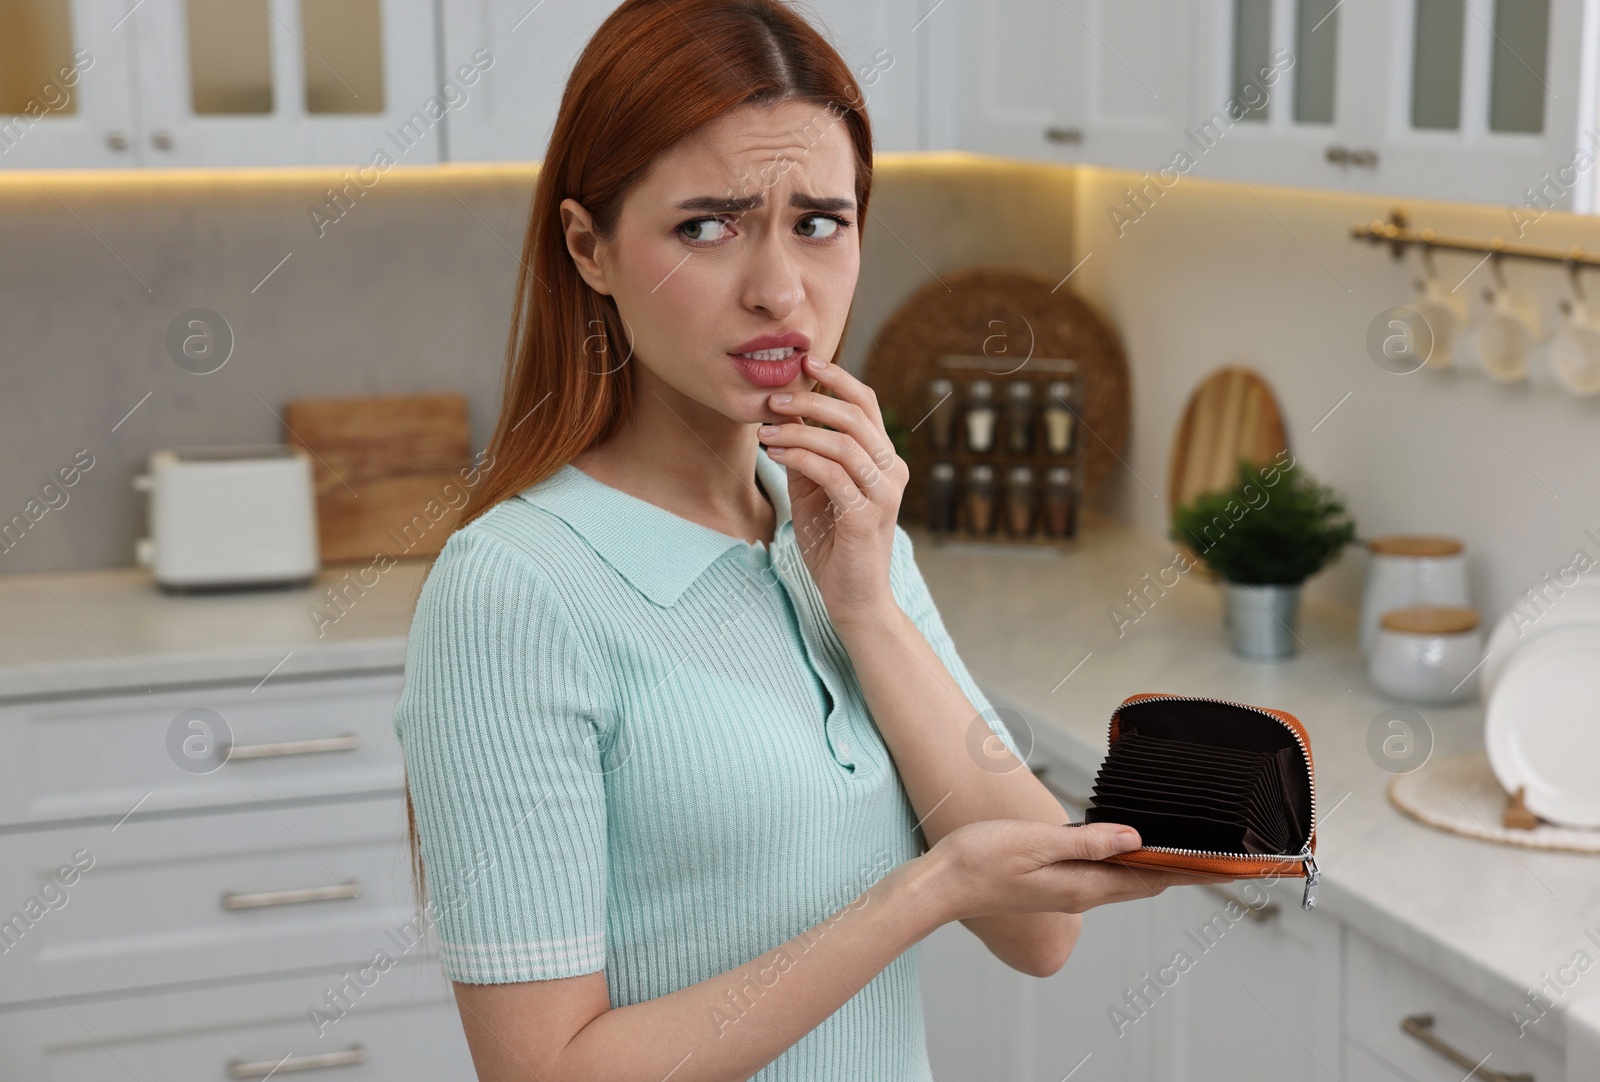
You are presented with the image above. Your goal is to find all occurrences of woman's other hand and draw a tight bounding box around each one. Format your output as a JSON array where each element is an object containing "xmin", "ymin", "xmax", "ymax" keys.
[{"xmin": 757, "ymin": 354, "xmax": 907, "ymax": 628}]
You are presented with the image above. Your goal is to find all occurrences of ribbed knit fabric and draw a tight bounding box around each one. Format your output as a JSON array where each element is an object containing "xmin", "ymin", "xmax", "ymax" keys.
[{"xmin": 393, "ymin": 446, "xmax": 1019, "ymax": 1081}]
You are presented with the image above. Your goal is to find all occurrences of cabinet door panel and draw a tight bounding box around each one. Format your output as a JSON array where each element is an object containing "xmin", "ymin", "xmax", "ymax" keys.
[
  {"xmin": 1186, "ymin": 0, "xmax": 1380, "ymax": 191},
  {"xmin": 0, "ymin": 796, "xmax": 419, "ymax": 1004},
  {"xmin": 438, "ymin": 0, "xmax": 614, "ymax": 164},
  {"xmin": 1369, "ymin": 0, "xmax": 1587, "ymax": 209},
  {"xmin": 0, "ymin": 3, "xmax": 140, "ymax": 169},
  {"xmin": 0, "ymin": 672, "xmax": 405, "ymax": 827},
  {"xmin": 960, "ymin": 0, "xmax": 1079, "ymax": 160},
  {"xmin": 1031, "ymin": 893, "xmax": 1171, "ymax": 1082},
  {"xmin": 1165, "ymin": 878, "xmax": 1341, "ymax": 1081},
  {"xmin": 0, "ymin": 960, "xmax": 470, "ymax": 1081},
  {"xmin": 130, "ymin": 0, "xmax": 441, "ymax": 167},
  {"xmin": 1345, "ymin": 928, "xmax": 1565, "ymax": 1082}
]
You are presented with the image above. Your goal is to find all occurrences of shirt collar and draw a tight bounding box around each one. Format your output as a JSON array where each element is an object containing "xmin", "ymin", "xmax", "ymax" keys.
[{"xmin": 514, "ymin": 446, "xmax": 792, "ymax": 608}]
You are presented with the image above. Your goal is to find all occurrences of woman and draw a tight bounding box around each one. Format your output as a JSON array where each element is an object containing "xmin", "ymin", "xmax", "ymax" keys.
[{"xmin": 393, "ymin": 2, "xmax": 1221, "ymax": 1078}]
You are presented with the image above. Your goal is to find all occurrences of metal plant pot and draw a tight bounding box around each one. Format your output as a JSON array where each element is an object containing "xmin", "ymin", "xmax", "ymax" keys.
[{"xmin": 1223, "ymin": 581, "xmax": 1302, "ymax": 659}]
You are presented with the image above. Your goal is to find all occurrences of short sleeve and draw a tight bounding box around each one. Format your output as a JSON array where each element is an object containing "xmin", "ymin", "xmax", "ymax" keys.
[
  {"xmin": 394, "ymin": 526, "xmax": 610, "ymax": 984},
  {"xmin": 888, "ymin": 525, "xmax": 1024, "ymax": 762}
]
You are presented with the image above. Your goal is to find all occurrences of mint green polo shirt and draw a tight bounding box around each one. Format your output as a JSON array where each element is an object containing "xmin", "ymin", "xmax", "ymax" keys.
[{"xmin": 393, "ymin": 446, "xmax": 1019, "ymax": 1080}]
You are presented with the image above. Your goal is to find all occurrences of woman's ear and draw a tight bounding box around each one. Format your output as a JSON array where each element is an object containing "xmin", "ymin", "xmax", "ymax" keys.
[{"xmin": 560, "ymin": 197, "xmax": 612, "ymax": 296}]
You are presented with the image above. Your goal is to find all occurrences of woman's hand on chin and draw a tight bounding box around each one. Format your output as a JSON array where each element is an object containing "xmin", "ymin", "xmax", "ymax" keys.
[{"xmin": 757, "ymin": 354, "xmax": 908, "ymax": 630}]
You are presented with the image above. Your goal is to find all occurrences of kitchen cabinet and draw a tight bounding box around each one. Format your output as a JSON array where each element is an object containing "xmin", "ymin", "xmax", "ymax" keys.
[
  {"xmin": 1345, "ymin": 927, "xmax": 1565, "ymax": 1081},
  {"xmin": 1185, "ymin": 0, "xmax": 1592, "ymax": 209},
  {"xmin": 956, "ymin": 0, "xmax": 1597, "ymax": 212},
  {"xmin": 925, "ymin": 736, "xmax": 1581, "ymax": 1080},
  {"xmin": 957, "ymin": 0, "xmax": 1194, "ymax": 168},
  {"xmin": 0, "ymin": 667, "xmax": 476, "ymax": 1082},
  {"xmin": 437, "ymin": 0, "xmax": 926, "ymax": 165},
  {"xmin": 0, "ymin": 0, "xmax": 440, "ymax": 169}
]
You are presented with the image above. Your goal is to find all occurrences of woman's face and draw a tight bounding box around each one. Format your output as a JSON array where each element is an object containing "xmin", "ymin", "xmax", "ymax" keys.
[{"xmin": 562, "ymin": 99, "xmax": 861, "ymax": 426}]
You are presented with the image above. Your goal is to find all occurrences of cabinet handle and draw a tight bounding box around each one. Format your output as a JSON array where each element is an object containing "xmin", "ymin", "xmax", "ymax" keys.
[
  {"xmin": 105, "ymin": 131, "xmax": 130, "ymax": 151},
  {"xmin": 223, "ymin": 732, "xmax": 359, "ymax": 760},
  {"xmin": 1044, "ymin": 125, "xmax": 1083, "ymax": 145},
  {"xmin": 150, "ymin": 130, "xmax": 175, "ymax": 150},
  {"xmin": 1350, "ymin": 147, "xmax": 1379, "ymax": 168},
  {"xmin": 1399, "ymin": 1014, "xmax": 1533, "ymax": 1082},
  {"xmin": 1200, "ymin": 883, "xmax": 1279, "ymax": 923},
  {"xmin": 1324, "ymin": 143, "xmax": 1350, "ymax": 164},
  {"xmin": 222, "ymin": 881, "xmax": 360, "ymax": 911},
  {"xmin": 228, "ymin": 1045, "xmax": 367, "ymax": 1077}
]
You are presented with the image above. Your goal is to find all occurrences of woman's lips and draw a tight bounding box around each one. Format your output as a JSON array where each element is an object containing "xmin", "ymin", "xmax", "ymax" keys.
[{"xmin": 729, "ymin": 349, "xmax": 805, "ymax": 387}]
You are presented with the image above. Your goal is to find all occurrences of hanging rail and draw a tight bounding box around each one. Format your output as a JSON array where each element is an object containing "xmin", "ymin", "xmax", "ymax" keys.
[{"xmin": 1350, "ymin": 208, "xmax": 1600, "ymax": 270}]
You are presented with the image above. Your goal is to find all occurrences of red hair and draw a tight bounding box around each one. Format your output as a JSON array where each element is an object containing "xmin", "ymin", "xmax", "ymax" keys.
[{"xmin": 406, "ymin": 0, "xmax": 874, "ymax": 910}]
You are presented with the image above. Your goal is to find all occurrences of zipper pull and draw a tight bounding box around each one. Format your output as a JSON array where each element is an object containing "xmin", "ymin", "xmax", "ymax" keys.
[{"xmin": 1300, "ymin": 855, "xmax": 1320, "ymax": 911}]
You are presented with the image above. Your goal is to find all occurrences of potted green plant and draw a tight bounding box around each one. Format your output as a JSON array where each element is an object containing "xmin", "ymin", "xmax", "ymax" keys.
[{"xmin": 1170, "ymin": 456, "xmax": 1358, "ymax": 658}]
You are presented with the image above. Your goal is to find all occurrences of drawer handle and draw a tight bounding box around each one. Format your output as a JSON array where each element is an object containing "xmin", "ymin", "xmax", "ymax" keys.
[
  {"xmin": 224, "ymin": 732, "xmax": 359, "ymax": 761},
  {"xmin": 222, "ymin": 881, "xmax": 361, "ymax": 911},
  {"xmin": 1200, "ymin": 883, "xmax": 1280, "ymax": 923},
  {"xmin": 1400, "ymin": 1013, "xmax": 1533, "ymax": 1082},
  {"xmin": 228, "ymin": 1045, "xmax": 367, "ymax": 1077}
]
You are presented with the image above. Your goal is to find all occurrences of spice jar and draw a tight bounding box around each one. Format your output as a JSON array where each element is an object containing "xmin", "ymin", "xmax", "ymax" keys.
[
  {"xmin": 1042, "ymin": 465, "xmax": 1075, "ymax": 537},
  {"xmin": 926, "ymin": 378, "xmax": 956, "ymax": 453},
  {"xmin": 1005, "ymin": 465, "xmax": 1036, "ymax": 536},
  {"xmin": 1003, "ymin": 379, "xmax": 1035, "ymax": 454},
  {"xmin": 926, "ymin": 461, "xmax": 958, "ymax": 533},
  {"xmin": 963, "ymin": 380, "xmax": 997, "ymax": 453},
  {"xmin": 963, "ymin": 463, "xmax": 997, "ymax": 536},
  {"xmin": 1042, "ymin": 379, "xmax": 1076, "ymax": 455}
]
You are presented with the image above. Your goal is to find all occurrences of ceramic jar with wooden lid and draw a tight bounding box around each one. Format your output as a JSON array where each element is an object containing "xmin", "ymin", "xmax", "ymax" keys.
[
  {"xmin": 1360, "ymin": 535, "xmax": 1470, "ymax": 656},
  {"xmin": 1368, "ymin": 605, "xmax": 1484, "ymax": 703}
]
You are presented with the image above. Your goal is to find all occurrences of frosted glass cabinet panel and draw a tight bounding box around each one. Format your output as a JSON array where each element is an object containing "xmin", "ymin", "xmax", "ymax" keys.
[
  {"xmin": 0, "ymin": 2, "xmax": 140, "ymax": 168},
  {"xmin": 135, "ymin": 0, "xmax": 433, "ymax": 167}
]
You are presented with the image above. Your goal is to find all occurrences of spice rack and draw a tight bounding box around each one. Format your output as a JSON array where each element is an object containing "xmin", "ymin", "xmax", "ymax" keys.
[{"xmin": 916, "ymin": 355, "xmax": 1086, "ymax": 548}]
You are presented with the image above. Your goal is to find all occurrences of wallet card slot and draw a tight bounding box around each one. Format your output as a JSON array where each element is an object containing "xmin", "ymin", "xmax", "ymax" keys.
[{"xmin": 1092, "ymin": 779, "xmax": 1291, "ymax": 853}]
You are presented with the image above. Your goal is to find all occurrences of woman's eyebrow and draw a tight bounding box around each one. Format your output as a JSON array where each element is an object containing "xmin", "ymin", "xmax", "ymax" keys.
[{"xmin": 673, "ymin": 193, "xmax": 855, "ymax": 214}]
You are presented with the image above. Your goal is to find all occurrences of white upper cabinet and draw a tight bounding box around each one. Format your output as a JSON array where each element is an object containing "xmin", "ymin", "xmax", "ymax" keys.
[
  {"xmin": 1368, "ymin": 0, "xmax": 1588, "ymax": 209},
  {"xmin": 959, "ymin": 0, "xmax": 1193, "ymax": 167},
  {"xmin": 436, "ymin": 0, "xmax": 613, "ymax": 165},
  {"xmin": 1186, "ymin": 0, "xmax": 1382, "ymax": 191},
  {"xmin": 959, "ymin": 0, "xmax": 1598, "ymax": 211},
  {"xmin": 438, "ymin": 0, "xmax": 924, "ymax": 165},
  {"xmin": 0, "ymin": 3, "xmax": 141, "ymax": 168},
  {"xmin": 132, "ymin": 0, "xmax": 441, "ymax": 167},
  {"xmin": 1, "ymin": 0, "xmax": 439, "ymax": 169}
]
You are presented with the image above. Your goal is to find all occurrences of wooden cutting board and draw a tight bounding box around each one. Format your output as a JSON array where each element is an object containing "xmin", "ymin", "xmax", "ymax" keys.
[
  {"xmin": 282, "ymin": 393, "xmax": 472, "ymax": 563},
  {"xmin": 1167, "ymin": 367, "xmax": 1290, "ymax": 573}
]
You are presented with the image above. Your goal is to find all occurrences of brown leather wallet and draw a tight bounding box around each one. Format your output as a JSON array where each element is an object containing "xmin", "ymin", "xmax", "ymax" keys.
[{"xmin": 1083, "ymin": 692, "xmax": 1321, "ymax": 911}]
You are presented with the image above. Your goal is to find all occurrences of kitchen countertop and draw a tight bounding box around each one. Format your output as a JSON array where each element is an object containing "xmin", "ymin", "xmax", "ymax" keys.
[{"xmin": 1, "ymin": 511, "xmax": 1594, "ymax": 1045}]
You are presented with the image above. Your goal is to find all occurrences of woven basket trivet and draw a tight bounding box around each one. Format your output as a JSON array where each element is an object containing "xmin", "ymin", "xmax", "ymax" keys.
[{"xmin": 1388, "ymin": 749, "xmax": 1600, "ymax": 854}]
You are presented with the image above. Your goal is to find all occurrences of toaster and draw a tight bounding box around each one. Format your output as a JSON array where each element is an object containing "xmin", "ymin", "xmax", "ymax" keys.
[{"xmin": 133, "ymin": 445, "xmax": 320, "ymax": 591}]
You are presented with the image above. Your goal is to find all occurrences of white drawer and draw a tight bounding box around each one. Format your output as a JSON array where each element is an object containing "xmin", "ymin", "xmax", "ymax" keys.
[
  {"xmin": 1346, "ymin": 930, "xmax": 1564, "ymax": 1082},
  {"xmin": 0, "ymin": 959, "xmax": 473, "ymax": 1081},
  {"xmin": 0, "ymin": 795, "xmax": 437, "ymax": 1005},
  {"xmin": 0, "ymin": 671, "xmax": 405, "ymax": 827}
]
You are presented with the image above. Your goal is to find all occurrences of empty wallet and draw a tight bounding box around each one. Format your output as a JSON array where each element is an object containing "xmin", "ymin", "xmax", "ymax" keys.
[{"xmin": 1082, "ymin": 692, "xmax": 1321, "ymax": 910}]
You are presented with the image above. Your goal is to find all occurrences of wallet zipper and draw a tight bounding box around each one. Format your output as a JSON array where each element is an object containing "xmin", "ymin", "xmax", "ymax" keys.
[{"xmin": 1107, "ymin": 693, "xmax": 1320, "ymax": 911}]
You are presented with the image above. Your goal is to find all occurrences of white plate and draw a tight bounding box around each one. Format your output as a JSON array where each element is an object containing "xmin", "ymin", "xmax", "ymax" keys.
[
  {"xmin": 1481, "ymin": 575, "xmax": 1600, "ymax": 701},
  {"xmin": 1484, "ymin": 625, "xmax": 1600, "ymax": 828}
]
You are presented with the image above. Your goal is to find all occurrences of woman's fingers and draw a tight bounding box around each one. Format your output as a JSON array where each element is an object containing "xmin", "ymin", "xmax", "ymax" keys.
[
  {"xmin": 769, "ymin": 362, "xmax": 898, "ymax": 474},
  {"xmin": 765, "ymin": 442, "xmax": 870, "ymax": 519},
  {"xmin": 760, "ymin": 423, "xmax": 895, "ymax": 509}
]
